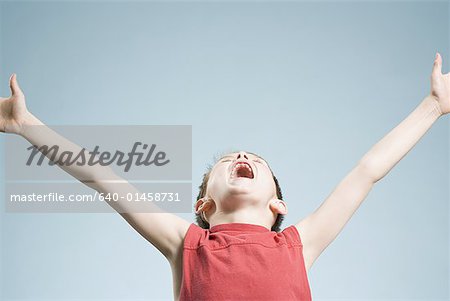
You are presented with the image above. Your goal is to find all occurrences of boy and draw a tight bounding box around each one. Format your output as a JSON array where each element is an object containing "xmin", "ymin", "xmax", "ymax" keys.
[{"xmin": 1, "ymin": 53, "xmax": 448, "ymax": 300}]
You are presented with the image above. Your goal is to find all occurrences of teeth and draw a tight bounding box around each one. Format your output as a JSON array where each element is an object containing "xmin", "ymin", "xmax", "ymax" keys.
[
  {"xmin": 231, "ymin": 162, "xmax": 253, "ymax": 178},
  {"xmin": 232, "ymin": 163, "xmax": 251, "ymax": 172}
]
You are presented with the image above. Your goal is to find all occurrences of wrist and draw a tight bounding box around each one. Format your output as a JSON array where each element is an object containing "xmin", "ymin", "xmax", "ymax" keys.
[
  {"xmin": 424, "ymin": 94, "xmax": 444, "ymax": 118},
  {"xmin": 19, "ymin": 112, "xmax": 43, "ymax": 137}
]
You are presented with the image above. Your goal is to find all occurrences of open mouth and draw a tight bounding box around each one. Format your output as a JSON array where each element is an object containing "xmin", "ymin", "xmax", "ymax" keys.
[{"xmin": 230, "ymin": 162, "xmax": 254, "ymax": 179}]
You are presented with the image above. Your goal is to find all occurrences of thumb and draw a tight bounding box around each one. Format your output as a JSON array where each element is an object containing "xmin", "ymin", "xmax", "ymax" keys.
[
  {"xmin": 432, "ymin": 52, "xmax": 442, "ymax": 77},
  {"xmin": 9, "ymin": 73, "xmax": 24, "ymax": 97}
]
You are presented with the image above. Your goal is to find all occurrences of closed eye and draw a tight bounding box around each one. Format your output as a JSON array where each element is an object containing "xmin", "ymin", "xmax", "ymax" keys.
[{"xmin": 253, "ymin": 158, "xmax": 268, "ymax": 166}]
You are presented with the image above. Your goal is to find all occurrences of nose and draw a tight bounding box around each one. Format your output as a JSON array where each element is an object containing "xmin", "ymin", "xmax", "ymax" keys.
[{"xmin": 236, "ymin": 151, "xmax": 249, "ymax": 160}]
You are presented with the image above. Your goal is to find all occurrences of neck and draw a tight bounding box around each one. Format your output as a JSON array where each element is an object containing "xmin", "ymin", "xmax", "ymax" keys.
[{"xmin": 208, "ymin": 207, "xmax": 274, "ymax": 230}]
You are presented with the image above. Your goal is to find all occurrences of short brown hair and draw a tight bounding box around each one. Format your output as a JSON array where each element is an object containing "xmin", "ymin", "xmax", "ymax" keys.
[{"xmin": 195, "ymin": 151, "xmax": 285, "ymax": 232}]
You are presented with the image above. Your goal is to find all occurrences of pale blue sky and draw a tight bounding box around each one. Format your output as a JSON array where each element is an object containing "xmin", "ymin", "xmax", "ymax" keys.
[{"xmin": 1, "ymin": 1, "xmax": 449, "ymax": 300}]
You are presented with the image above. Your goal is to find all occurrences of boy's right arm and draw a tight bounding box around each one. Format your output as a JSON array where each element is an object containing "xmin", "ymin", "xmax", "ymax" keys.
[{"xmin": 1, "ymin": 74, "xmax": 190, "ymax": 263}]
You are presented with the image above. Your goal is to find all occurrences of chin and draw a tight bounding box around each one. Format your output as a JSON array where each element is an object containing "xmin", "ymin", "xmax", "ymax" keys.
[
  {"xmin": 227, "ymin": 175, "xmax": 256, "ymax": 186},
  {"xmin": 225, "ymin": 184, "xmax": 254, "ymax": 195}
]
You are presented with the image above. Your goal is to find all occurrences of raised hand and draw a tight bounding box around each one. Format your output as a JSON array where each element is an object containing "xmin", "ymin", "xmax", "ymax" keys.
[
  {"xmin": 0, "ymin": 74, "xmax": 29, "ymax": 134},
  {"xmin": 431, "ymin": 52, "xmax": 450, "ymax": 115}
]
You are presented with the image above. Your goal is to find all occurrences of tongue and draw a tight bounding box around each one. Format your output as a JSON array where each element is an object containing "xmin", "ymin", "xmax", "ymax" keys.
[{"xmin": 236, "ymin": 166, "xmax": 252, "ymax": 178}]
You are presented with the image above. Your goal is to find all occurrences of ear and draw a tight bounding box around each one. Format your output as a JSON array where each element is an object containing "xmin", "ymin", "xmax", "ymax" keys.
[
  {"xmin": 269, "ymin": 199, "xmax": 288, "ymax": 215},
  {"xmin": 195, "ymin": 197, "xmax": 212, "ymax": 214}
]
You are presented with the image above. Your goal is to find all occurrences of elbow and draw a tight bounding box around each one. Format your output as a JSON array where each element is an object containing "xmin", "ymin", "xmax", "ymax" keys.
[
  {"xmin": 86, "ymin": 166, "xmax": 118, "ymax": 191},
  {"xmin": 356, "ymin": 159, "xmax": 382, "ymax": 184}
]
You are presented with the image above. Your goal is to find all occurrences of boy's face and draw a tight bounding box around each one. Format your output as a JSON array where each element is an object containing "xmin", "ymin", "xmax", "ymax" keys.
[{"xmin": 204, "ymin": 151, "xmax": 281, "ymax": 211}]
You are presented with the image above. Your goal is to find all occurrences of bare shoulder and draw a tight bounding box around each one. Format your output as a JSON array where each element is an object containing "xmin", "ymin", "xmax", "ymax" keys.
[
  {"xmin": 294, "ymin": 164, "xmax": 375, "ymax": 272},
  {"xmin": 121, "ymin": 212, "xmax": 191, "ymax": 263}
]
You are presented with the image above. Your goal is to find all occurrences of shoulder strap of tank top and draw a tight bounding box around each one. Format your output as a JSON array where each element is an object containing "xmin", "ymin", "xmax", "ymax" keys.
[
  {"xmin": 281, "ymin": 225, "xmax": 303, "ymax": 247},
  {"xmin": 183, "ymin": 223, "xmax": 207, "ymax": 249}
]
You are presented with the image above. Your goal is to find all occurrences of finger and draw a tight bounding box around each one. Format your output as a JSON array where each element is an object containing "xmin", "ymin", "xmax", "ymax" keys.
[
  {"xmin": 432, "ymin": 52, "xmax": 442, "ymax": 76},
  {"xmin": 9, "ymin": 73, "xmax": 23, "ymax": 97}
]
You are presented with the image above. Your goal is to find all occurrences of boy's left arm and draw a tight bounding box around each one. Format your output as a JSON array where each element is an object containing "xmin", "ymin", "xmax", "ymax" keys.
[{"xmin": 297, "ymin": 53, "xmax": 449, "ymax": 272}]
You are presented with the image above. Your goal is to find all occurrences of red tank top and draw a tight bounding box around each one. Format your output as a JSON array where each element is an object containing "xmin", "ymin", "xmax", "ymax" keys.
[{"xmin": 179, "ymin": 222, "xmax": 312, "ymax": 300}]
